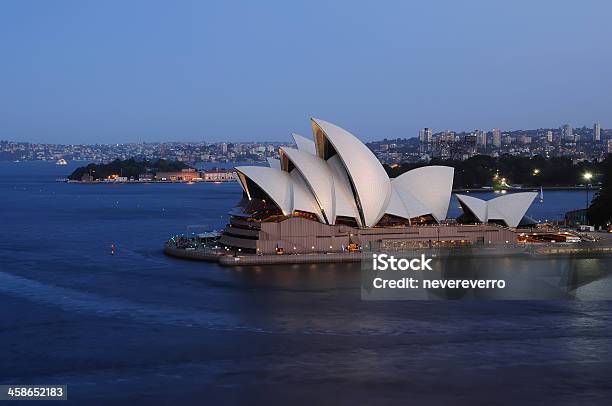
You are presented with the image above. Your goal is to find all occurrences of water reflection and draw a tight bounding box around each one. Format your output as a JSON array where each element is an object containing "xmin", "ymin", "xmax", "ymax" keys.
[{"xmin": 363, "ymin": 251, "xmax": 612, "ymax": 300}]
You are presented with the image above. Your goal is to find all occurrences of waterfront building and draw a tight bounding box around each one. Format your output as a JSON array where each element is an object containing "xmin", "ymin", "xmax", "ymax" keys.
[
  {"xmin": 564, "ymin": 209, "xmax": 588, "ymax": 227},
  {"xmin": 219, "ymin": 119, "xmax": 537, "ymax": 254},
  {"xmin": 202, "ymin": 168, "xmax": 236, "ymax": 182},
  {"xmin": 155, "ymin": 168, "xmax": 200, "ymax": 181},
  {"xmin": 546, "ymin": 130, "xmax": 553, "ymax": 143}
]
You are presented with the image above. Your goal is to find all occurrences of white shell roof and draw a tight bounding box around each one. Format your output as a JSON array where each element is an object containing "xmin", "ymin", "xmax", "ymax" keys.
[
  {"xmin": 311, "ymin": 118, "xmax": 391, "ymax": 227},
  {"xmin": 385, "ymin": 186, "xmax": 412, "ymax": 219},
  {"xmin": 327, "ymin": 155, "xmax": 362, "ymax": 226},
  {"xmin": 387, "ymin": 185, "xmax": 430, "ymax": 220},
  {"xmin": 292, "ymin": 133, "xmax": 316, "ymax": 155},
  {"xmin": 266, "ymin": 157, "xmax": 281, "ymax": 170},
  {"xmin": 235, "ymin": 166, "xmax": 292, "ymax": 215},
  {"xmin": 280, "ymin": 147, "xmax": 336, "ymax": 224},
  {"xmin": 235, "ymin": 119, "xmax": 457, "ymax": 229},
  {"xmin": 235, "ymin": 165, "xmax": 324, "ymax": 222},
  {"xmin": 456, "ymin": 192, "xmax": 537, "ymax": 228},
  {"xmin": 289, "ymin": 169, "xmax": 324, "ymax": 222},
  {"xmin": 392, "ymin": 166, "xmax": 454, "ymax": 221},
  {"xmin": 487, "ymin": 192, "xmax": 538, "ymax": 228},
  {"xmin": 456, "ymin": 194, "xmax": 488, "ymax": 223}
]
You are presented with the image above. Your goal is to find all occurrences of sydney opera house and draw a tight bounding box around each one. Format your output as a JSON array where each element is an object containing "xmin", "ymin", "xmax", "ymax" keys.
[{"xmin": 219, "ymin": 119, "xmax": 537, "ymax": 254}]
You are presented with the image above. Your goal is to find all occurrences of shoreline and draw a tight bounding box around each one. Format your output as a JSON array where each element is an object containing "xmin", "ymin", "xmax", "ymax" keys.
[
  {"xmin": 60, "ymin": 179, "xmax": 600, "ymax": 191},
  {"xmin": 454, "ymin": 186, "xmax": 601, "ymax": 192},
  {"xmin": 164, "ymin": 242, "xmax": 612, "ymax": 267},
  {"xmin": 62, "ymin": 179, "xmax": 237, "ymax": 184}
]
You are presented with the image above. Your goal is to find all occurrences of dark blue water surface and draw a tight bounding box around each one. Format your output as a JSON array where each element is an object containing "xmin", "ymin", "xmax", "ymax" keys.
[{"xmin": 1, "ymin": 162, "xmax": 611, "ymax": 405}]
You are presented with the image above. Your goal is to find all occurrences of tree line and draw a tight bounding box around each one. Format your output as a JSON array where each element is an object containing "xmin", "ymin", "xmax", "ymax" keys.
[
  {"xmin": 68, "ymin": 158, "xmax": 190, "ymax": 180},
  {"xmin": 386, "ymin": 154, "xmax": 602, "ymax": 189},
  {"xmin": 588, "ymin": 156, "xmax": 612, "ymax": 226}
]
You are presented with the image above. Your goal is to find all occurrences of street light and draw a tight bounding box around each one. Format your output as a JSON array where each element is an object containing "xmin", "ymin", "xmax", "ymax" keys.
[{"xmin": 583, "ymin": 172, "xmax": 593, "ymax": 225}]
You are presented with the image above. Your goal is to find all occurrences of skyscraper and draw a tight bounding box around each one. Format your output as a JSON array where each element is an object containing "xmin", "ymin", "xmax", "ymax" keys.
[
  {"xmin": 594, "ymin": 123, "xmax": 601, "ymax": 142},
  {"xmin": 546, "ymin": 130, "xmax": 553, "ymax": 143},
  {"xmin": 439, "ymin": 130, "xmax": 455, "ymax": 143},
  {"xmin": 465, "ymin": 134, "xmax": 477, "ymax": 155},
  {"xmin": 562, "ymin": 124, "xmax": 574, "ymax": 141},
  {"xmin": 419, "ymin": 128, "xmax": 433, "ymax": 144},
  {"xmin": 492, "ymin": 128, "xmax": 501, "ymax": 148},
  {"xmin": 475, "ymin": 130, "xmax": 487, "ymax": 148}
]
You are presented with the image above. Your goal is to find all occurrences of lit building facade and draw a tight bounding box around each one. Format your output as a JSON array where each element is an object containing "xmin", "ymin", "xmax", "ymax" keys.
[{"xmin": 220, "ymin": 119, "xmax": 537, "ymax": 254}]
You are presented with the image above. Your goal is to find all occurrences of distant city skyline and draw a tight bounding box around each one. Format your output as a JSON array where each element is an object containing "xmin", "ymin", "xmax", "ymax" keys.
[
  {"xmin": 1, "ymin": 121, "xmax": 610, "ymax": 145},
  {"xmin": 3, "ymin": 121, "xmax": 610, "ymax": 165},
  {"xmin": 1, "ymin": 1, "xmax": 611, "ymax": 144}
]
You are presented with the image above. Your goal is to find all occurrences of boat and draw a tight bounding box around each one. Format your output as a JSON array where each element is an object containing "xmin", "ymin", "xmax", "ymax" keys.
[{"xmin": 56, "ymin": 158, "xmax": 68, "ymax": 165}]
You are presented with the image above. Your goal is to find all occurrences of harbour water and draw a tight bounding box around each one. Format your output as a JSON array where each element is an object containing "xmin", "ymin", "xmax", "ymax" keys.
[{"xmin": 1, "ymin": 161, "xmax": 611, "ymax": 404}]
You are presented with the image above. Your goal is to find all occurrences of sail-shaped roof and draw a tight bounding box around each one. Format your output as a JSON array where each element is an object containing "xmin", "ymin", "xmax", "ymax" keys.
[
  {"xmin": 234, "ymin": 119, "xmax": 459, "ymax": 229},
  {"xmin": 392, "ymin": 166, "xmax": 454, "ymax": 222},
  {"xmin": 487, "ymin": 192, "xmax": 538, "ymax": 228},
  {"xmin": 456, "ymin": 194, "xmax": 488, "ymax": 223},
  {"xmin": 266, "ymin": 157, "xmax": 281, "ymax": 170},
  {"xmin": 236, "ymin": 166, "xmax": 292, "ymax": 215},
  {"xmin": 311, "ymin": 118, "xmax": 391, "ymax": 227},
  {"xmin": 236, "ymin": 165, "xmax": 324, "ymax": 221},
  {"xmin": 292, "ymin": 133, "xmax": 316, "ymax": 155},
  {"xmin": 456, "ymin": 192, "xmax": 537, "ymax": 228},
  {"xmin": 280, "ymin": 147, "xmax": 336, "ymax": 224}
]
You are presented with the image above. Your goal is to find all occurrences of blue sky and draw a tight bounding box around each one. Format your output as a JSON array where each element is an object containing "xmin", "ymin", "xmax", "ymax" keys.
[{"xmin": 1, "ymin": 0, "xmax": 611, "ymax": 143}]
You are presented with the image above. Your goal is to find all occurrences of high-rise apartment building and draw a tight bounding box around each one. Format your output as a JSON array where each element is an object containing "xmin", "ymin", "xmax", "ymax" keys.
[
  {"xmin": 594, "ymin": 123, "xmax": 601, "ymax": 142},
  {"xmin": 492, "ymin": 128, "xmax": 501, "ymax": 148},
  {"xmin": 419, "ymin": 128, "xmax": 433, "ymax": 144},
  {"xmin": 475, "ymin": 130, "xmax": 487, "ymax": 148},
  {"xmin": 562, "ymin": 124, "xmax": 574, "ymax": 141},
  {"xmin": 439, "ymin": 130, "xmax": 455, "ymax": 143}
]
